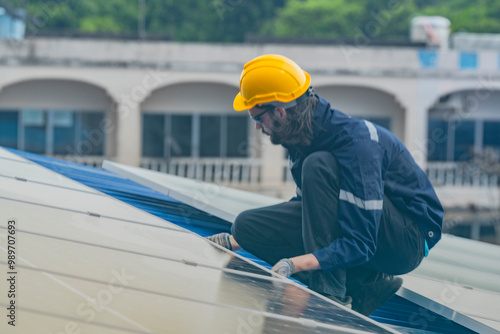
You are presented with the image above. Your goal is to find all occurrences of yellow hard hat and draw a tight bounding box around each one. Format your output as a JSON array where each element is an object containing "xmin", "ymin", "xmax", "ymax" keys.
[{"xmin": 233, "ymin": 54, "xmax": 311, "ymax": 111}]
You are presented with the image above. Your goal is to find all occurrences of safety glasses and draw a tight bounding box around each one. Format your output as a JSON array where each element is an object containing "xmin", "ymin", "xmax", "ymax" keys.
[{"xmin": 250, "ymin": 105, "xmax": 275, "ymax": 124}]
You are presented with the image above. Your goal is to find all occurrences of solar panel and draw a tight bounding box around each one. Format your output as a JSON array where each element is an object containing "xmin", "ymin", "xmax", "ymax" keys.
[
  {"xmin": 103, "ymin": 160, "xmax": 284, "ymax": 223},
  {"xmin": 413, "ymin": 234, "xmax": 500, "ymax": 293},
  {"xmin": 0, "ymin": 155, "xmax": 100, "ymax": 194},
  {"xmin": 400, "ymin": 275, "xmax": 500, "ymax": 333},
  {"xmin": 1, "ymin": 309, "xmax": 137, "ymax": 334},
  {"xmin": 412, "ymin": 258, "xmax": 500, "ymax": 293},
  {"xmin": 0, "ymin": 229, "xmax": 387, "ymax": 333},
  {"xmin": 434, "ymin": 234, "xmax": 500, "ymax": 262},
  {"xmin": 0, "ymin": 147, "xmax": 29, "ymax": 162},
  {"xmin": 0, "ymin": 177, "xmax": 183, "ymax": 231},
  {"xmin": 0, "ymin": 199, "xmax": 252, "ymax": 273},
  {"xmin": 101, "ymin": 158, "xmax": 500, "ymax": 334},
  {"xmin": 0, "ymin": 267, "xmax": 381, "ymax": 334},
  {"xmin": 0, "ymin": 150, "xmax": 399, "ymax": 333}
]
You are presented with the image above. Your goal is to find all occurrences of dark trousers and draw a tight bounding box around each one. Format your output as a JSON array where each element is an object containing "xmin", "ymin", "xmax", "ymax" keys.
[{"xmin": 231, "ymin": 151, "xmax": 425, "ymax": 298}]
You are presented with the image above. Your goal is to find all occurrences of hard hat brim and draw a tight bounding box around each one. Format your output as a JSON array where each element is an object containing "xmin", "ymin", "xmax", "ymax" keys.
[{"xmin": 233, "ymin": 92, "xmax": 249, "ymax": 111}]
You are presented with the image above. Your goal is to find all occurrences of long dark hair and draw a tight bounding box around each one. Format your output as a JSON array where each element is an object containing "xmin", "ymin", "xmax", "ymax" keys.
[{"xmin": 271, "ymin": 95, "xmax": 318, "ymax": 147}]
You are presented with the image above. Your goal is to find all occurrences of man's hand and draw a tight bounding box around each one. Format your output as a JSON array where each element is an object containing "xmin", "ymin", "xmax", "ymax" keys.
[
  {"xmin": 272, "ymin": 254, "xmax": 321, "ymax": 279},
  {"xmin": 271, "ymin": 258, "xmax": 295, "ymax": 278},
  {"xmin": 205, "ymin": 232, "xmax": 232, "ymax": 250}
]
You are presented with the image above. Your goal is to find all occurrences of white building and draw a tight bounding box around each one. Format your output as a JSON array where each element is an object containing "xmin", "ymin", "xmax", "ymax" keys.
[{"xmin": 1, "ymin": 38, "xmax": 500, "ymax": 239}]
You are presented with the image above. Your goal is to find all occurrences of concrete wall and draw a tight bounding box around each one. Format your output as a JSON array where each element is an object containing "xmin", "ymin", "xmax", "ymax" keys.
[
  {"xmin": 315, "ymin": 85, "xmax": 405, "ymax": 140},
  {"xmin": 0, "ymin": 79, "xmax": 113, "ymax": 110},
  {"xmin": 142, "ymin": 82, "xmax": 239, "ymax": 113},
  {"xmin": 2, "ymin": 38, "xmax": 500, "ymax": 204}
]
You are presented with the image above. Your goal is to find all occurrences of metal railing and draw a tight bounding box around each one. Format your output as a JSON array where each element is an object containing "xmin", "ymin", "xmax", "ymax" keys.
[
  {"xmin": 47, "ymin": 154, "xmax": 500, "ymax": 189},
  {"xmin": 426, "ymin": 162, "xmax": 499, "ymax": 187},
  {"xmin": 284, "ymin": 160, "xmax": 500, "ymax": 187},
  {"xmin": 141, "ymin": 157, "xmax": 262, "ymax": 185}
]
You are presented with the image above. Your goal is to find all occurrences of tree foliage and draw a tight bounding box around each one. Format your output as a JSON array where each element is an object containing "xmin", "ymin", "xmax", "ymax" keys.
[
  {"xmin": 17, "ymin": 0, "xmax": 285, "ymax": 41},
  {"xmin": 420, "ymin": 0, "xmax": 500, "ymax": 34},
  {"xmin": 262, "ymin": 0, "xmax": 420, "ymax": 41},
  {"xmin": 4, "ymin": 0, "xmax": 500, "ymax": 42}
]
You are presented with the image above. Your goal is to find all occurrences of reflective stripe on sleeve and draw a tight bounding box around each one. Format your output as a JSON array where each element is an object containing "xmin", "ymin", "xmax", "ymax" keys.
[{"xmin": 339, "ymin": 189, "xmax": 383, "ymax": 210}]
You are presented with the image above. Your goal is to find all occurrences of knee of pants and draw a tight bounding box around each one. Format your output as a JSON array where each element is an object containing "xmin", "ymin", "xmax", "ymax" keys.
[
  {"xmin": 302, "ymin": 151, "xmax": 340, "ymax": 182},
  {"xmin": 231, "ymin": 209, "xmax": 257, "ymax": 242}
]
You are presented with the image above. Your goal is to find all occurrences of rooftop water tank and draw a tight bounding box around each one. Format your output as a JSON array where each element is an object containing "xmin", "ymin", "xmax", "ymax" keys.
[{"xmin": 410, "ymin": 16, "xmax": 450, "ymax": 49}]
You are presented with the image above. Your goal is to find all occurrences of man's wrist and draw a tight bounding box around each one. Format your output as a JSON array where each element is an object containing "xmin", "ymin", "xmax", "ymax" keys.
[{"xmin": 291, "ymin": 254, "xmax": 321, "ymax": 273}]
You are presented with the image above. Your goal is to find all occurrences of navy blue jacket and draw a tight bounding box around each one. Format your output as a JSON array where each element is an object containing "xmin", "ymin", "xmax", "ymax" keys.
[{"xmin": 286, "ymin": 96, "xmax": 444, "ymax": 272}]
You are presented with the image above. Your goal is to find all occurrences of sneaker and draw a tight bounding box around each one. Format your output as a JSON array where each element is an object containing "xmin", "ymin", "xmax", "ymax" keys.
[{"xmin": 351, "ymin": 273, "xmax": 403, "ymax": 316}]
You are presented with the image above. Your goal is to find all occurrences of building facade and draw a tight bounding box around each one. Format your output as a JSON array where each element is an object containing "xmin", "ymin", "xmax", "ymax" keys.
[{"xmin": 2, "ymin": 38, "xmax": 500, "ymax": 240}]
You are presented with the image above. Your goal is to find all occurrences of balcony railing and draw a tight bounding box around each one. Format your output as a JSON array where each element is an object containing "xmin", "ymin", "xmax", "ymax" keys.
[
  {"xmin": 141, "ymin": 157, "xmax": 262, "ymax": 185},
  {"xmin": 426, "ymin": 162, "xmax": 499, "ymax": 187},
  {"xmin": 285, "ymin": 160, "xmax": 500, "ymax": 187},
  {"xmin": 47, "ymin": 154, "xmax": 499, "ymax": 189}
]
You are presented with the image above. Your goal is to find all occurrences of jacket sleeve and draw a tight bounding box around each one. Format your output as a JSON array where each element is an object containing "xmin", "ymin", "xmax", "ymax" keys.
[{"xmin": 312, "ymin": 138, "xmax": 385, "ymax": 272}]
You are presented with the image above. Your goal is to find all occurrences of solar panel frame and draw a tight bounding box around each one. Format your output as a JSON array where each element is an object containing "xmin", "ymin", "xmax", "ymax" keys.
[
  {"xmin": 399, "ymin": 275, "xmax": 500, "ymax": 333},
  {"xmin": 0, "ymin": 157, "xmax": 101, "ymax": 194}
]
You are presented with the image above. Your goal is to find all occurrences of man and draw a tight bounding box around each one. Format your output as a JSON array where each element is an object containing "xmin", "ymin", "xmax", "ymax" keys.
[{"xmin": 207, "ymin": 54, "xmax": 444, "ymax": 316}]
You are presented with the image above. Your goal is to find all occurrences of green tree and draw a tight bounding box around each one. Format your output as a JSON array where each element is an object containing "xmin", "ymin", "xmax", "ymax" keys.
[
  {"xmin": 6, "ymin": 0, "xmax": 500, "ymax": 42},
  {"xmin": 16, "ymin": 0, "xmax": 286, "ymax": 42},
  {"xmin": 21, "ymin": 0, "xmax": 137, "ymax": 35},
  {"xmin": 261, "ymin": 0, "xmax": 417, "ymax": 41},
  {"xmin": 421, "ymin": 0, "xmax": 500, "ymax": 34}
]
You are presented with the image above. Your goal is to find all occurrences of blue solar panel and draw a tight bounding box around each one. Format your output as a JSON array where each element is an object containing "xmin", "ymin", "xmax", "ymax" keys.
[
  {"xmin": 372, "ymin": 296, "xmax": 476, "ymax": 334},
  {"xmin": 4, "ymin": 147, "xmax": 477, "ymax": 334}
]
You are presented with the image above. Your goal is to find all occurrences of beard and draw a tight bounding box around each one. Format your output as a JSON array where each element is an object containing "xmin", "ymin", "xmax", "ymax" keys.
[
  {"xmin": 268, "ymin": 118, "xmax": 285, "ymax": 145},
  {"xmin": 264, "ymin": 96, "xmax": 316, "ymax": 147},
  {"xmin": 267, "ymin": 115, "xmax": 312, "ymax": 147},
  {"xmin": 270, "ymin": 132, "xmax": 284, "ymax": 145}
]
